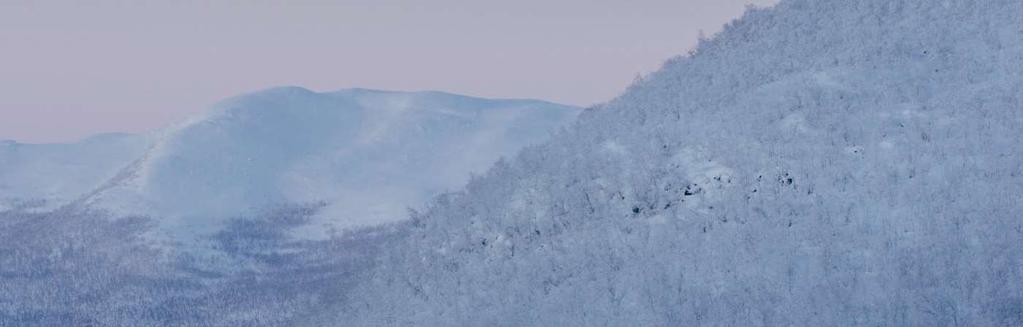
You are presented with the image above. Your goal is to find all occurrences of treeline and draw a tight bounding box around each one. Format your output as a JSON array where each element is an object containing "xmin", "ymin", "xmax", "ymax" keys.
[{"xmin": 0, "ymin": 205, "xmax": 402, "ymax": 326}]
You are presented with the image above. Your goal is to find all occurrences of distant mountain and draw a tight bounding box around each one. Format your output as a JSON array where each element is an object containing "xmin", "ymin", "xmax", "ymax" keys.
[
  {"xmin": 67, "ymin": 87, "xmax": 580, "ymax": 240},
  {"xmin": 0, "ymin": 133, "xmax": 150, "ymax": 212},
  {"xmin": 341, "ymin": 0, "xmax": 1023, "ymax": 325}
]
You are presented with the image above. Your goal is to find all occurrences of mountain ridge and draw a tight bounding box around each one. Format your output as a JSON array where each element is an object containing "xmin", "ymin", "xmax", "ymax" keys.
[{"xmin": 65, "ymin": 87, "xmax": 581, "ymax": 240}]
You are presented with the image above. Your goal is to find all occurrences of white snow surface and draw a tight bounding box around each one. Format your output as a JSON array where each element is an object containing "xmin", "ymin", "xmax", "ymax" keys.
[
  {"xmin": 0, "ymin": 133, "xmax": 151, "ymax": 212},
  {"xmin": 73, "ymin": 87, "xmax": 580, "ymax": 239}
]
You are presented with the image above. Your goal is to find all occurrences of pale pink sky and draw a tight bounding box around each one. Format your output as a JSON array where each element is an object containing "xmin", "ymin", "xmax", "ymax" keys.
[{"xmin": 1, "ymin": 0, "xmax": 776, "ymax": 143}]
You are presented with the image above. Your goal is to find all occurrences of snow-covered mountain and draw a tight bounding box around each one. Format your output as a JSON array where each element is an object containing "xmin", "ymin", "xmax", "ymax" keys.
[
  {"xmin": 338, "ymin": 0, "xmax": 1023, "ymax": 325},
  {"xmin": 5, "ymin": 0, "xmax": 1023, "ymax": 325},
  {"xmin": 72, "ymin": 87, "xmax": 579, "ymax": 239},
  {"xmin": 0, "ymin": 133, "xmax": 150, "ymax": 212}
]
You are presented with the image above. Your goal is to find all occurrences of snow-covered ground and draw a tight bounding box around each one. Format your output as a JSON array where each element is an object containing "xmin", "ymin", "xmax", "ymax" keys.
[
  {"xmin": 0, "ymin": 133, "xmax": 151, "ymax": 212},
  {"xmin": 2, "ymin": 87, "xmax": 579, "ymax": 241}
]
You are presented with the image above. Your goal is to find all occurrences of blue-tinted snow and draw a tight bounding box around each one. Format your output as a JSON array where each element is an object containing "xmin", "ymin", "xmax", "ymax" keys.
[{"xmin": 4, "ymin": 0, "xmax": 1023, "ymax": 325}]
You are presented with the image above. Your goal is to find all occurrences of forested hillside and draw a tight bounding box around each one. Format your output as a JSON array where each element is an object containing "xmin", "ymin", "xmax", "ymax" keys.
[
  {"xmin": 340, "ymin": 0, "xmax": 1023, "ymax": 325},
  {"xmin": 2, "ymin": 0, "xmax": 1021, "ymax": 325}
]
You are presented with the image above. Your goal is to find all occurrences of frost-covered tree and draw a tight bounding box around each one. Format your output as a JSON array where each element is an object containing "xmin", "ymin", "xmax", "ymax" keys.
[
  {"xmin": 341, "ymin": 0, "xmax": 1023, "ymax": 325},
  {"xmin": 0, "ymin": 204, "xmax": 401, "ymax": 326}
]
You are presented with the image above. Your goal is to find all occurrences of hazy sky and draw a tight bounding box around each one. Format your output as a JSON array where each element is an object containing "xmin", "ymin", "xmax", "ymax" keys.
[{"xmin": 1, "ymin": 0, "xmax": 776, "ymax": 143}]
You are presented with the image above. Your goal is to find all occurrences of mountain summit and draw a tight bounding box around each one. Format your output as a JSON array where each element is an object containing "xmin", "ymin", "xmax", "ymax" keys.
[
  {"xmin": 81, "ymin": 87, "xmax": 579, "ymax": 238},
  {"xmin": 1, "ymin": 88, "xmax": 579, "ymax": 239}
]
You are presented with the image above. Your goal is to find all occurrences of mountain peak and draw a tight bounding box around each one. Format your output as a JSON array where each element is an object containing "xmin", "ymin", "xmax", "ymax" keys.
[{"xmin": 73, "ymin": 88, "xmax": 580, "ymax": 240}]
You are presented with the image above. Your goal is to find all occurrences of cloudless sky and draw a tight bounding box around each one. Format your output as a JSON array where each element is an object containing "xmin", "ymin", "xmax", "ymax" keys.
[{"xmin": 1, "ymin": 0, "xmax": 777, "ymax": 143}]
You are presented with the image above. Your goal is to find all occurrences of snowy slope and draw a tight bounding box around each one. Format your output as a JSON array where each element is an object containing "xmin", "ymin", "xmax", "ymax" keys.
[
  {"xmin": 0, "ymin": 133, "xmax": 150, "ymax": 212},
  {"xmin": 80, "ymin": 87, "xmax": 580, "ymax": 239},
  {"xmin": 341, "ymin": 0, "xmax": 1023, "ymax": 325}
]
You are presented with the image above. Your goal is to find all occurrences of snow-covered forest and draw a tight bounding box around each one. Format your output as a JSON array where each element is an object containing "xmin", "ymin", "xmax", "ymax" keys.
[{"xmin": 2, "ymin": 0, "xmax": 1023, "ymax": 325}]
